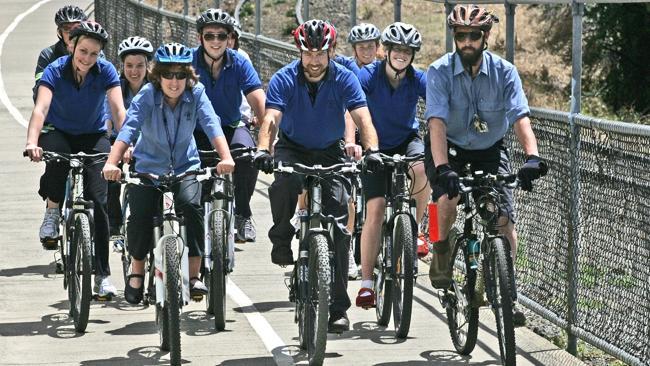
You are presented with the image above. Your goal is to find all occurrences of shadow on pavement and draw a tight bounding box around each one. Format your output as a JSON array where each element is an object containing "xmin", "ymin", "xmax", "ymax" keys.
[
  {"xmin": 0, "ymin": 312, "xmax": 98, "ymax": 339},
  {"xmin": 79, "ymin": 346, "xmax": 172, "ymax": 365},
  {"xmin": 232, "ymin": 300, "xmax": 294, "ymax": 313}
]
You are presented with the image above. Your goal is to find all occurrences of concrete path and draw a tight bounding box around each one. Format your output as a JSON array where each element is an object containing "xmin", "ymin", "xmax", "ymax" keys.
[{"xmin": 0, "ymin": 1, "xmax": 585, "ymax": 365}]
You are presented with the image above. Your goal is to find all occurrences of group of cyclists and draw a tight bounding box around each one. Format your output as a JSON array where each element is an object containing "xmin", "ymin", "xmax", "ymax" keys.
[{"xmin": 25, "ymin": 2, "xmax": 547, "ymax": 339}]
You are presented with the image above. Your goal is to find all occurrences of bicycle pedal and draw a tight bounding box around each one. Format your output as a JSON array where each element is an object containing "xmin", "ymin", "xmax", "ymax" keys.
[
  {"xmin": 191, "ymin": 294, "xmax": 204, "ymax": 302},
  {"xmin": 94, "ymin": 294, "xmax": 113, "ymax": 301}
]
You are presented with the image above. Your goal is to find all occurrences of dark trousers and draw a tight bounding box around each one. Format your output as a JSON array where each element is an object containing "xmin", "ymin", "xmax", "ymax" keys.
[
  {"xmin": 107, "ymin": 166, "xmax": 123, "ymax": 232},
  {"xmin": 269, "ymin": 134, "xmax": 352, "ymax": 314},
  {"xmin": 38, "ymin": 130, "xmax": 111, "ymax": 276},
  {"xmin": 126, "ymin": 178, "xmax": 203, "ymax": 261},
  {"xmin": 194, "ymin": 127, "xmax": 259, "ymax": 218}
]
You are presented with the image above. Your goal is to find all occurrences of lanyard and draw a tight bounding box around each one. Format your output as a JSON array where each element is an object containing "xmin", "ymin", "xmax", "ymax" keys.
[{"xmin": 161, "ymin": 103, "xmax": 182, "ymax": 172}]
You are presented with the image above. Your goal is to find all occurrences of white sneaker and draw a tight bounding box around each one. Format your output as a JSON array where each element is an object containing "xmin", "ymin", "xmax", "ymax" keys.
[
  {"xmin": 39, "ymin": 208, "xmax": 60, "ymax": 241},
  {"xmin": 348, "ymin": 245, "xmax": 359, "ymax": 280},
  {"xmin": 94, "ymin": 275, "xmax": 117, "ymax": 298}
]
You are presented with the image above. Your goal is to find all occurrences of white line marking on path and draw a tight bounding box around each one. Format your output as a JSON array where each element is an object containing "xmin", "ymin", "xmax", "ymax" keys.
[
  {"xmin": 227, "ymin": 277, "xmax": 295, "ymax": 366},
  {"xmin": 0, "ymin": 0, "xmax": 52, "ymax": 128}
]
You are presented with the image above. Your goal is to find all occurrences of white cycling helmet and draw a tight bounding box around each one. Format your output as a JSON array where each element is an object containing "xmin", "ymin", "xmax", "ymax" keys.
[
  {"xmin": 118, "ymin": 36, "xmax": 154, "ymax": 60},
  {"xmin": 347, "ymin": 23, "xmax": 380, "ymax": 44},
  {"xmin": 381, "ymin": 22, "xmax": 422, "ymax": 51}
]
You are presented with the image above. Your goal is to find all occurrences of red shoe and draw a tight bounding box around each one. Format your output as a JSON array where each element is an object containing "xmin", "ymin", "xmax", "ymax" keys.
[
  {"xmin": 356, "ymin": 287, "xmax": 376, "ymax": 309},
  {"xmin": 417, "ymin": 234, "xmax": 429, "ymax": 258}
]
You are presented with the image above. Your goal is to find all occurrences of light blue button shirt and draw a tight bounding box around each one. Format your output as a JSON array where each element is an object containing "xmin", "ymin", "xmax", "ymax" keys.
[
  {"xmin": 425, "ymin": 51, "xmax": 530, "ymax": 150},
  {"xmin": 116, "ymin": 82, "xmax": 224, "ymax": 175}
]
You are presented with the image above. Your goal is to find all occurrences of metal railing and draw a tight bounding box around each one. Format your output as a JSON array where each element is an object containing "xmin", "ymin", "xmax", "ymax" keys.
[{"xmin": 94, "ymin": 1, "xmax": 650, "ymax": 364}]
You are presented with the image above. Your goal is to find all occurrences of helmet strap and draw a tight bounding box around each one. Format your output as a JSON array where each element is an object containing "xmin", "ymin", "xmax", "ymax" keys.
[{"xmin": 201, "ymin": 43, "xmax": 225, "ymax": 77}]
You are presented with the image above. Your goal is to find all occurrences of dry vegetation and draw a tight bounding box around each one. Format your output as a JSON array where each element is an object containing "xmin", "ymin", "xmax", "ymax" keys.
[{"xmin": 145, "ymin": 0, "xmax": 573, "ymax": 112}]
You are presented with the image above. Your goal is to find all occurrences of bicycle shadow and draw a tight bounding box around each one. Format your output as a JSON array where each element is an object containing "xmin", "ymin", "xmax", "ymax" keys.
[
  {"xmin": 272, "ymin": 344, "xmax": 343, "ymax": 365},
  {"xmin": 0, "ymin": 261, "xmax": 59, "ymax": 278},
  {"xmin": 321, "ymin": 321, "xmax": 410, "ymax": 345},
  {"xmin": 0, "ymin": 312, "xmax": 96, "ymax": 339},
  {"xmin": 78, "ymin": 345, "xmax": 174, "ymax": 365},
  {"xmin": 374, "ymin": 350, "xmax": 501, "ymax": 365},
  {"xmin": 232, "ymin": 300, "xmax": 294, "ymax": 313}
]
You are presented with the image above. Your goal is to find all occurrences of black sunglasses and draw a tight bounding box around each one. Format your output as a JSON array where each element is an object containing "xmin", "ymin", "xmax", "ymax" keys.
[
  {"xmin": 160, "ymin": 71, "xmax": 188, "ymax": 80},
  {"xmin": 454, "ymin": 31, "xmax": 483, "ymax": 42},
  {"xmin": 203, "ymin": 32, "xmax": 229, "ymax": 42}
]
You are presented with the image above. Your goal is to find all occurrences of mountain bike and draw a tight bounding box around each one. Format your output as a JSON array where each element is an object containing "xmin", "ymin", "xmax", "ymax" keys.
[
  {"xmin": 198, "ymin": 147, "xmax": 255, "ymax": 331},
  {"xmin": 25, "ymin": 151, "xmax": 108, "ymax": 332},
  {"xmin": 279, "ymin": 161, "xmax": 359, "ymax": 366},
  {"xmin": 373, "ymin": 152, "xmax": 423, "ymax": 339},
  {"xmin": 440, "ymin": 169, "xmax": 519, "ymax": 365},
  {"xmin": 122, "ymin": 169, "xmax": 206, "ymax": 366}
]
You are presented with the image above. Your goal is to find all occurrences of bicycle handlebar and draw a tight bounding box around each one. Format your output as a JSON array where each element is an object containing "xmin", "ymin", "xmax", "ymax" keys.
[
  {"xmin": 375, "ymin": 152, "xmax": 425, "ymax": 164},
  {"xmin": 198, "ymin": 147, "xmax": 256, "ymax": 162},
  {"xmin": 23, "ymin": 150, "xmax": 108, "ymax": 164},
  {"xmin": 126, "ymin": 169, "xmax": 207, "ymax": 187},
  {"xmin": 459, "ymin": 171, "xmax": 518, "ymax": 193},
  {"xmin": 273, "ymin": 161, "xmax": 360, "ymax": 176}
]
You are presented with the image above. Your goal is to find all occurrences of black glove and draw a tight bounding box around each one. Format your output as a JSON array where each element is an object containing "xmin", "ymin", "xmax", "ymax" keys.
[
  {"xmin": 363, "ymin": 149, "xmax": 383, "ymax": 173},
  {"xmin": 436, "ymin": 164, "xmax": 460, "ymax": 199},
  {"xmin": 253, "ymin": 149, "xmax": 274, "ymax": 174},
  {"xmin": 517, "ymin": 154, "xmax": 548, "ymax": 191}
]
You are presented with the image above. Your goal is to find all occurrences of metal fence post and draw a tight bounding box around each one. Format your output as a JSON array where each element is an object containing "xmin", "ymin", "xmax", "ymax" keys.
[
  {"xmin": 505, "ymin": 3, "xmax": 516, "ymax": 63},
  {"xmin": 255, "ymin": 0, "xmax": 261, "ymax": 36},
  {"xmin": 351, "ymin": 0, "xmax": 356, "ymax": 27},
  {"xmin": 444, "ymin": 2, "xmax": 453, "ymax": 53},
  {"xmin": 567, "ymin": 0, "xmax": 584, "ymax": 357},
  {"xmin": 394, "ymin": 0, "xmax": 401, "ymax": 22}
]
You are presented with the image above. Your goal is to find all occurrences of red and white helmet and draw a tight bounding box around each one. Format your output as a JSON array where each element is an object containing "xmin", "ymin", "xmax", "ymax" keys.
[{"xmin": 293, "ymin": 19, "xmax": 337, "ymax": 51}]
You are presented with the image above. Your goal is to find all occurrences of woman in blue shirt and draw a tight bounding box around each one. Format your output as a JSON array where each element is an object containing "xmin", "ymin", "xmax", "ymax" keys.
[
  {"xmin": 102, "ymin": 43, "xmax": 235, "ymax": 305},
  {"xmin": 104, "ymin": 36, "xmax": 154, "ymax": 240},
  {"xmin": 24, "ymin": 21, "xmax": 126, "ymax": 299}
]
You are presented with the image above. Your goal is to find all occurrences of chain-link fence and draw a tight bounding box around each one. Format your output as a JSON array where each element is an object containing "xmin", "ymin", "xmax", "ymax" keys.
[{"xmin": 94, "ymin": 1, "xmax": 650, "ymax": 364}]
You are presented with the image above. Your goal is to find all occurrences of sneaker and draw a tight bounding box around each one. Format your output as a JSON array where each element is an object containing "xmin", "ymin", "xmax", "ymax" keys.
[
  {"xmin": 429, "ymin": 229, "xmax": 457, "ymax": 289},
  {"xmin": 417, "ymin": 233, "xmax": 429, "ymax": 258},
  {"xmin": 328, "ymin": 312, "xmax": 350, "ymax": 333},
  {"xmin": 290, "ymin": 209, "xmax": 307, "ymax": 232},
  {"xmin": 94, "ymin": 275, "xmax": 117, "ymax": 299},
  {"xmin": 355, "ymin": 287, "xmax": 376, "ymax": 309},
  {"xmin": 39, "ymin": 208, "xmax": 60, "ymax": 249},
  {"xmin": 111, "ymin": 235, "xmax": 125, "ymax": 253},
  {"xmin": 235, "ymin": 215, "xmax": 256, "ymax": 242},
  {"xmin": 512, "ymin": 302, "xmax": 527, "ymax": 327},
  {"xmin": 190, "ymin": 278, "xmax": 208, "ymax": 296}
]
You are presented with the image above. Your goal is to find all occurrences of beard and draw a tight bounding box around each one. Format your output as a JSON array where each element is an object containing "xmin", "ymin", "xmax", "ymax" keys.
[{"xmin": 457, "ymin": 39, "xmax": 485, "ymax": 69}]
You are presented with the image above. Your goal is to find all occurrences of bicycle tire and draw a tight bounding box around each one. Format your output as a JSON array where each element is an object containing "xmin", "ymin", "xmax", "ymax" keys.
[
  {"xmin": 207, "ymin": 210, "xmax": 227, "ymax": 331},
  {"xmin": 298, "ymin": 234, "xmax": 330, "ymax": 366},
  {"xmin": 392, "ymin": 214, "xmax": 415, "ymax": 338},
  {"xmin": 446, "ymin": 237, "xmax": 479, "ymax": 355},
  {"xmin": 164, "ymin": 237, "xmax": 182, "ymax": 365},
  {"xmin": 489, "ymin": 237, "xmax": 517, "ymax": 366},
  {"xmin": 120, "ymin": 189, "xmax": 131, "ymax": 285},
  {"xmin": 68, "ymin": 213, "xmax": 92, "ymax": 332},
  {"xmin": 374, "ymin": 225, "xmax": 392, "ymax": 326}
]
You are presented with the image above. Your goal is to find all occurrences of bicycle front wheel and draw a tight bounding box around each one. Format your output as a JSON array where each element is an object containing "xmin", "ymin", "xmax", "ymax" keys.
[
  {"xmin": 487, "ymin": 237, "xmax": 516, "ymax": 365},
  {"xmin": 160, "ymin": 237, "xmax": 182, "ymax": 365},
  {"xmin": 298, "ymin": 234, "xmax": 330, "ymax": 366},
  {"xmin": 120, "ymin": 187, "xmax": 131, "ymax": 284},
  {"xmin": 206, "ymin": 210, "xmax": 227, "ymax": 331},
  {"xmin": 446, "ymin": 238, "xmax": 479, "ymax": 355},
  {"xmin": 68, "ymin": 213, "xmax": 92, "ymax": 332},
  {"xmin": 392, "ymin": 214, "xmax": 415, "ymax": 339},
  {"xmin": 374, "ymin": 224, "xmax": 392, "ymax": 326}
]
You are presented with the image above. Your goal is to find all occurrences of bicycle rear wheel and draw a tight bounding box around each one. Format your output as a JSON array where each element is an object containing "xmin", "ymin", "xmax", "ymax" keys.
[
  {"xmin": 298, "ymin": 234, "xmax": 330, "ymax": 366},
  {"xmin": 392, "ymin": 214, "xmax": 415, "ymax": 338},
  {"xmin": 374, "ymin": 225, "xmax": 392, "ymax": 326},
  {"xmin": 206, "ymin": 210, "xmax": 227, "ymax": 331},
  {"xmin": 487, "ymin": 238, "xmax": 516, "ymax": 365},
  {"xmin": 446, "ymin": 238, "xmax": 479, "ymax": 355},
  {"xmin": 68, "ymin": 213, "xmax": 92, "ymax": 332},
  {"xmin": 159, "ymin": 237, "xmax": 182, "ymax": 365}
]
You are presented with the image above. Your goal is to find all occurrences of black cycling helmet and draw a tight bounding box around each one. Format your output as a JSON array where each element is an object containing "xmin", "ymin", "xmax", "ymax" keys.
[
  {"xmin": 69, "ymin": 21, "xmax": 109, "ymax": 48},
  {"xmin": 54, "ymin": 5, "xmax": 87, "ymax": 27},
  {"xmin": 196, "ymin": 8, "xmax": 235, "ymax": 33}
]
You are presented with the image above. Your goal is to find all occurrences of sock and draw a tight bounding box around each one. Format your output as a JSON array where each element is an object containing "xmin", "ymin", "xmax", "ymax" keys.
[{"xmin": 360, "ymin": 280, "xmax": 373, "ymax": 292}]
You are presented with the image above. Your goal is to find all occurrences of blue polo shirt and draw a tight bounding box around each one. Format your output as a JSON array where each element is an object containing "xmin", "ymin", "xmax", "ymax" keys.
[
  {"xmin": 425, "ymin": 51, "xmax": 530, "ymax": 150},
  {"xmin": 358, "ymin": 60, "xmax": 426, "ymax": 150},
  {"xmin": 192, "ymin": 47, "xmax": 262, "ymax": 127},
  {"xmin": 266, "ymin": 60, "xmax": 367, "ymax": 150},
  {"xmin": 116, "ymin": 82, "xmax": 224, "ymax": 176},
  {"xmin": 39, "ymin": 56, "xmax": 120, "ymax": 135},
  {"xmin": 334, "ymin": 55, "xmax": 360, "ymax": 75}
]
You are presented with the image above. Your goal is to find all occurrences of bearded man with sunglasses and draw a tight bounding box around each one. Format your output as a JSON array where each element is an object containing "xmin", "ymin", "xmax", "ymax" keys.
[
  {"xmin": 192, "ymin": 9, "xmax": 266, "ymax": 243},
  {"xmin": 424, "ymin": 4, "xmax": 548, "ymax": 326}
]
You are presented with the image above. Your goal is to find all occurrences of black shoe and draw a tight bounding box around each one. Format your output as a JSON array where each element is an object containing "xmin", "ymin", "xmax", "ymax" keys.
[
  {"xmin": 124, "ymin": 274, "xmax": 144, "ymax": 305},
  {"xmin": 271, "ymin": 245, "xmax": 294, "ymax": 266},
  {"xmin": 328, "ymin": 312, "xmax": 349, "ymax": 333}
]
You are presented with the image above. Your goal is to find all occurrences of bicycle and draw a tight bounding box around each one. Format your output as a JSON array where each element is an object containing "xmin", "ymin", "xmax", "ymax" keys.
[
  {"xmin": 278, "ymin": 161, "xmax": 359, "ymax": 366},
  {"xmin": 349, "ymin": 167, "xmax": 364, "ymax": 273},
  {"xmin": 372, "ymin": 152, "xmax": 423, "ymax": 339},
  {"xmin": 122, "ymin": 168, "xmax": 207, "ymax": 366},
  {"xmin": 24, "ymin": 151, "xmax": 108, "ymax": 332},
  {"xmin": 439, "ymin": 169, "xmax": 519, "ymax": 365},
  {"xmin": 198, "ymin": 147, "xmax": 256, "ymax": 331}
]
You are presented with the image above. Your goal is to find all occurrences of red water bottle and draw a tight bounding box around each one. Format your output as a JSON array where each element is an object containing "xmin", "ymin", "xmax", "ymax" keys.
[{"xmin": 428, "ymin": 201, "xmax": 439, "ymax": 243}]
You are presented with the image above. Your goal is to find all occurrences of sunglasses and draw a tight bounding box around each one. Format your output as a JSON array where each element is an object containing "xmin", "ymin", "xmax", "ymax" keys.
[
  {"xmin": 203, "ymin": 32, "xmax": 229, "ymax": 42},
  {"xmin": 160, "ymin": 71, "xmax": 188, "ymax": 80},
  {"xmin": 454, "ymin": 31, "xmax": 483, "ymax": 42}
]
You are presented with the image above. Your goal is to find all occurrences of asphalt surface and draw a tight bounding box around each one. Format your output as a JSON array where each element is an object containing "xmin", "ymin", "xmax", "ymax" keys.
[{"xmin": 0, "ymin": 1, "xmax": 586, "ymax": 365}]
